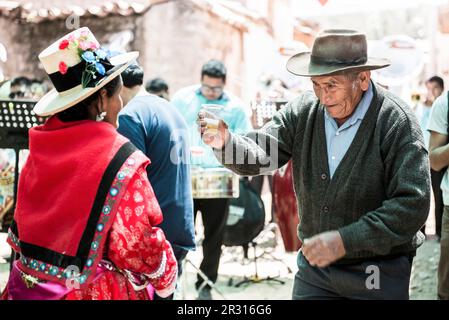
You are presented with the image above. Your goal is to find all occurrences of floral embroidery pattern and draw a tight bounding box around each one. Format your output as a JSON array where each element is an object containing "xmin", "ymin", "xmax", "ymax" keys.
[
  {"xmin": 8, "ymin": 151, "xmax": 177, "ymax": 299},
  {"xmin": 65, "ymin": 157, "xmax": 177, "ymax": 299},
  {"xmin": 107, "ymin": 166, "xmax": 178, "ymax": 293},
  {"xmin": 13, "ymin": 153, "xmax": 140, "ymax": 286}
]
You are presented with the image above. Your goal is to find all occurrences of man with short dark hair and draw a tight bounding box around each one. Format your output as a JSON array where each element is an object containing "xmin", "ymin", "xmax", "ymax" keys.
[
  {"xmin": 426, "ymin": 76, "xmax": 444, "ymax": 102},
  {"xmin": 145, "ymin": 77, "xmax": 169, "ymax": 100},
  {"xmin": 198, "ymin": 30, "xmax": 430, "ymax": 300},
  {"xmin": 415, "ymin": 76, "xmax": 445, "ymax": 239},
  {"xmin": 427, "ymin": 77, "xmax": 449, "ymax": 300},
  {"xmin": 172, "ymin": 59, "xmax": 252, "ymax": 300},
  {"xmin": 118, "ymin": 63, "xmax": 196, "ymax": 300}
]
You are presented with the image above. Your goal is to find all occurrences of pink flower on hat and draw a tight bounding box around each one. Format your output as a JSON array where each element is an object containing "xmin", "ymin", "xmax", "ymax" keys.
[
  {"xmin": 78, "ymin": 41, "xmax": 89, "ymax": 51},
  {"xmin": 59, "ymin": 40, "xmax": 70, "ymax": 50},
  {"xmin": 87, "ymin": 41, "xmax": 99, "ymax": 50},
  {"xmin": 59, "ymin": 61, "xmax": 68, "ymax": 75}
]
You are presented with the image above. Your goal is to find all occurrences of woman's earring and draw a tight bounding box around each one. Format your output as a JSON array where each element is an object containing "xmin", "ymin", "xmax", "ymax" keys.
[{"xmin": 96, "ymin": 111, "xmax": 107, "ymax": 121}]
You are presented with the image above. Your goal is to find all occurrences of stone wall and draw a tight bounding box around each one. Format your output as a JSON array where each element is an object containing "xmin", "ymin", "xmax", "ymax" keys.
[
  {"xmin": 0, "ymin": 15, "xmax": 141, "ymax": 81},
  {"xmin": 141, "ymin": 0, "xmax": 245, "ymax": 97},
  {"xmin": 0, "ymin": 1, "xmax": 246, "ymax": 100}
]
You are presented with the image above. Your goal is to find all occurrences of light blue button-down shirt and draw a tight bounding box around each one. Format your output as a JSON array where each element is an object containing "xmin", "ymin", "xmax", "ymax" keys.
[{"xmin": 324, "ymin": 82, "xmax": 373, "ymax": 178}]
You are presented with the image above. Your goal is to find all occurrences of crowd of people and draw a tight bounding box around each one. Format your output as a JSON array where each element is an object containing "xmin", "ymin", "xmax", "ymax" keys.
[
  {"xmin": 0, "ymin": 26, "xmax": 448, "ymax": 300},
  {"xmin": 0, "ymin": 77, "xmax": 48, "ymax": 101}
]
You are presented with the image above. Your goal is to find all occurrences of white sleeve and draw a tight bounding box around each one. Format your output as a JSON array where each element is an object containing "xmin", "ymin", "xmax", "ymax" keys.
[{"xmin": 427, "ymin": 94, "xmax": 449, "ymax": 135}]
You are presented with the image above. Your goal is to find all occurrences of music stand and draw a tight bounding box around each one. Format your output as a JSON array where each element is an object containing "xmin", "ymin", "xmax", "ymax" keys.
[
  {"xmin": 251, "ymin": 222, "xmax": 294, "ymax": 273},
  {"xmin": 250, "ymin": 100, "xmax": 287, "ymax": 129},
  {"xmin": 233, "ymin": 237, "xmax": 286, "ymax": 288},
  {"xmin": 0, "ymin": 99, "xmax": 46, "ymax": 269},
  {"xmin": 181, "ymin": 256, "xmax": 227, "ymax": 300}
]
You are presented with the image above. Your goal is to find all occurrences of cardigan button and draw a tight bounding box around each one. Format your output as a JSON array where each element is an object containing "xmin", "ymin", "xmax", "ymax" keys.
[
  {"xmin": 322, "ymin": 206, "xmax": 329, "ymax": 213},
  {"xmin": 321, "ymin": 173, "xmax": 327, "ymax": 180}
]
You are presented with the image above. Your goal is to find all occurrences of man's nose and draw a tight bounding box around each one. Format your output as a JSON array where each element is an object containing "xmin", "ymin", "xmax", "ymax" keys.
[{"xmin": 320, "ymin": 91, "xmax": 332, "ymax": 105}]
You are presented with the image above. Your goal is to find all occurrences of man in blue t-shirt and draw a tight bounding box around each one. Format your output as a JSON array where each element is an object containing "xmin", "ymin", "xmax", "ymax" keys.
[{"xmin": 118, "ymin": 64, "xmax": 195, "ymax": 299}]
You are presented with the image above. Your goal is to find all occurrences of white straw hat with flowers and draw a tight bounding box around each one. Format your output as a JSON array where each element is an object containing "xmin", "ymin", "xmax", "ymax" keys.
[{"xmin": 34, "ymin": 27, "xmax": 139, "ymax": 116}]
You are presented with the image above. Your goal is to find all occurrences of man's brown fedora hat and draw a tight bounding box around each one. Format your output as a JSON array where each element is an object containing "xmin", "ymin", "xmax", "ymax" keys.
[{"xmin": 286, "ymin": 29, "xmax": 390, "ymax": 77}]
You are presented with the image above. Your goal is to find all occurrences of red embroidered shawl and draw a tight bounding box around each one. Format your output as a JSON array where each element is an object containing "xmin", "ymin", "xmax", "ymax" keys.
[{"xmin": 8, "ymin": 116, "xmax": 147, "ymax": 287}]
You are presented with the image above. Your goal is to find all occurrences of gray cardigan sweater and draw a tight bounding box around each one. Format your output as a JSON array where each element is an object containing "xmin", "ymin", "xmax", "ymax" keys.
[{"xmin": 214, "ymin": 83, "xmax": 430, "ymax": 263}]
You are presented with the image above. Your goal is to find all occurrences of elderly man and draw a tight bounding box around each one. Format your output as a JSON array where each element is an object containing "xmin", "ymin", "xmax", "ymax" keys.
[{"xmin": 197, "ymin": 30, "xmax": 430, "ymax": 299}]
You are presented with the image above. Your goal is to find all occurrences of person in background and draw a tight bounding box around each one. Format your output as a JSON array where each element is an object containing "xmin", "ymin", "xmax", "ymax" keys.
[
  {"xmin": 171, "ymin": 59, "xmax": 252, "ymax": 300},
  {"xmin": 145, "ymin": 77, "xmax": 170, "ymax": 100},
  {"xmin": 427, "ymin": 80, "xmax": 449, "ymax": 299},
  {"xmin": 414, "ymin": 76, "xmax": 444, "ymax": 239},
  {"xmin": 118, "ymin": 64, "xmax": 195, "ymax": 300},
  {"xmin": 29, "ymin": 79, "xmax": 48, "ymax": 100}
]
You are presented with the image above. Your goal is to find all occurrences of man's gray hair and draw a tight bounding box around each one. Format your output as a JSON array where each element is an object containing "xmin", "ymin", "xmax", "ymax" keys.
[
  {"xmin": 340, "ymin": 71, "xmax": 365, "ymax": 91},
  {"xmin": 342, "ymin": 71, "xmax": 360, "ymax": 82}
]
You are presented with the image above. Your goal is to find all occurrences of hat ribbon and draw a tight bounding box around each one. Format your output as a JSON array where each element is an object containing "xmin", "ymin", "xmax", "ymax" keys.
[{"xmin": 310, "ymin": 55, "xmax": 367, "ymax": 66}]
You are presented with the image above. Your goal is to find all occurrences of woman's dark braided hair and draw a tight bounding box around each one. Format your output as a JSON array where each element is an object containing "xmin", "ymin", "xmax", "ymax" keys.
[{"xmin": 57, "ymin": 75, "xmax": 122, "ymax": 122}]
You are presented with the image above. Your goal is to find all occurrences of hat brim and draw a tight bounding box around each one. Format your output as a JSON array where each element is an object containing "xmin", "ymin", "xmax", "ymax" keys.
[
  {"xmin": 34, "ymin": 51, "xmax": 139, "ymax": 116},
  {"xmin": 286, "ymin": 52, "xmax": 390, "ymax": 77}
]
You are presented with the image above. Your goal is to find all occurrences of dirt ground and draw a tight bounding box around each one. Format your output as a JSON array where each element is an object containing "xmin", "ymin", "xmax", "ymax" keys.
[
  {"xmin": 409, "ymin": 239, "xmax": 440, "ymax": 300},
  {"xmin": 0, "ymin": 186, "xmax": 442, "ymax": 299},
  {"xmin": 0, "ymin": 234, "xmax": 441, "ymax": 300}
]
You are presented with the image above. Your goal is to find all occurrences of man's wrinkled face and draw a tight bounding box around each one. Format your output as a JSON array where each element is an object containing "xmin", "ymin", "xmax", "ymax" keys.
[
  {"xmin": 311, "ymin": 71, "xmax": 370, "ymax": 125},
  {"xmin": 200, "ymin": 75, "xmax": 225, "ymax": 101}
]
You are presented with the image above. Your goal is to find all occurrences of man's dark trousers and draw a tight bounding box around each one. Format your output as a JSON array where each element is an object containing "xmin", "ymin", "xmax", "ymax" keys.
[
  {"xmin": 292, "ymin": 251, "xmax": 413, "ymax": 300},
  {"xmin": 194, "ymin": 198, "xmax": 230, "ymax": 290}
]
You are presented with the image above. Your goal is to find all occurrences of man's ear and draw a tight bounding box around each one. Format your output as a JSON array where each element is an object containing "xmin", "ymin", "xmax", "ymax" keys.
[{"xmin": 359, "ymin": 71, "xmax": 371, "ymax": 91}]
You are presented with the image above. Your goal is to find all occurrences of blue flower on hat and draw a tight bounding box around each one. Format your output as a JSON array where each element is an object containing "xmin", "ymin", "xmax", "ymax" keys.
[
  {"xmin": 95, "ymin": 49, "xmax": 108, "ymax": 60},
  {"xmin": 58, "ymin": 32, "xmax": 114, "ymax": 89},
  {"xmin": 95, "ymin": 62, "xmax": 106, "ymax": 76},
  {"xmin": 82, "ymin": 51, "xmax": 96, "ymax": 63}
]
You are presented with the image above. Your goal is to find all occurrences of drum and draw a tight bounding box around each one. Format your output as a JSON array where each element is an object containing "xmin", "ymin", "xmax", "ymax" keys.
[
  {"xmin": 191, "ymin": 167, "xmax": 239, "ymax": 199},
  {"xmin": 272, "ymin": 161, "xmax": 301, "ymax": 252}
]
